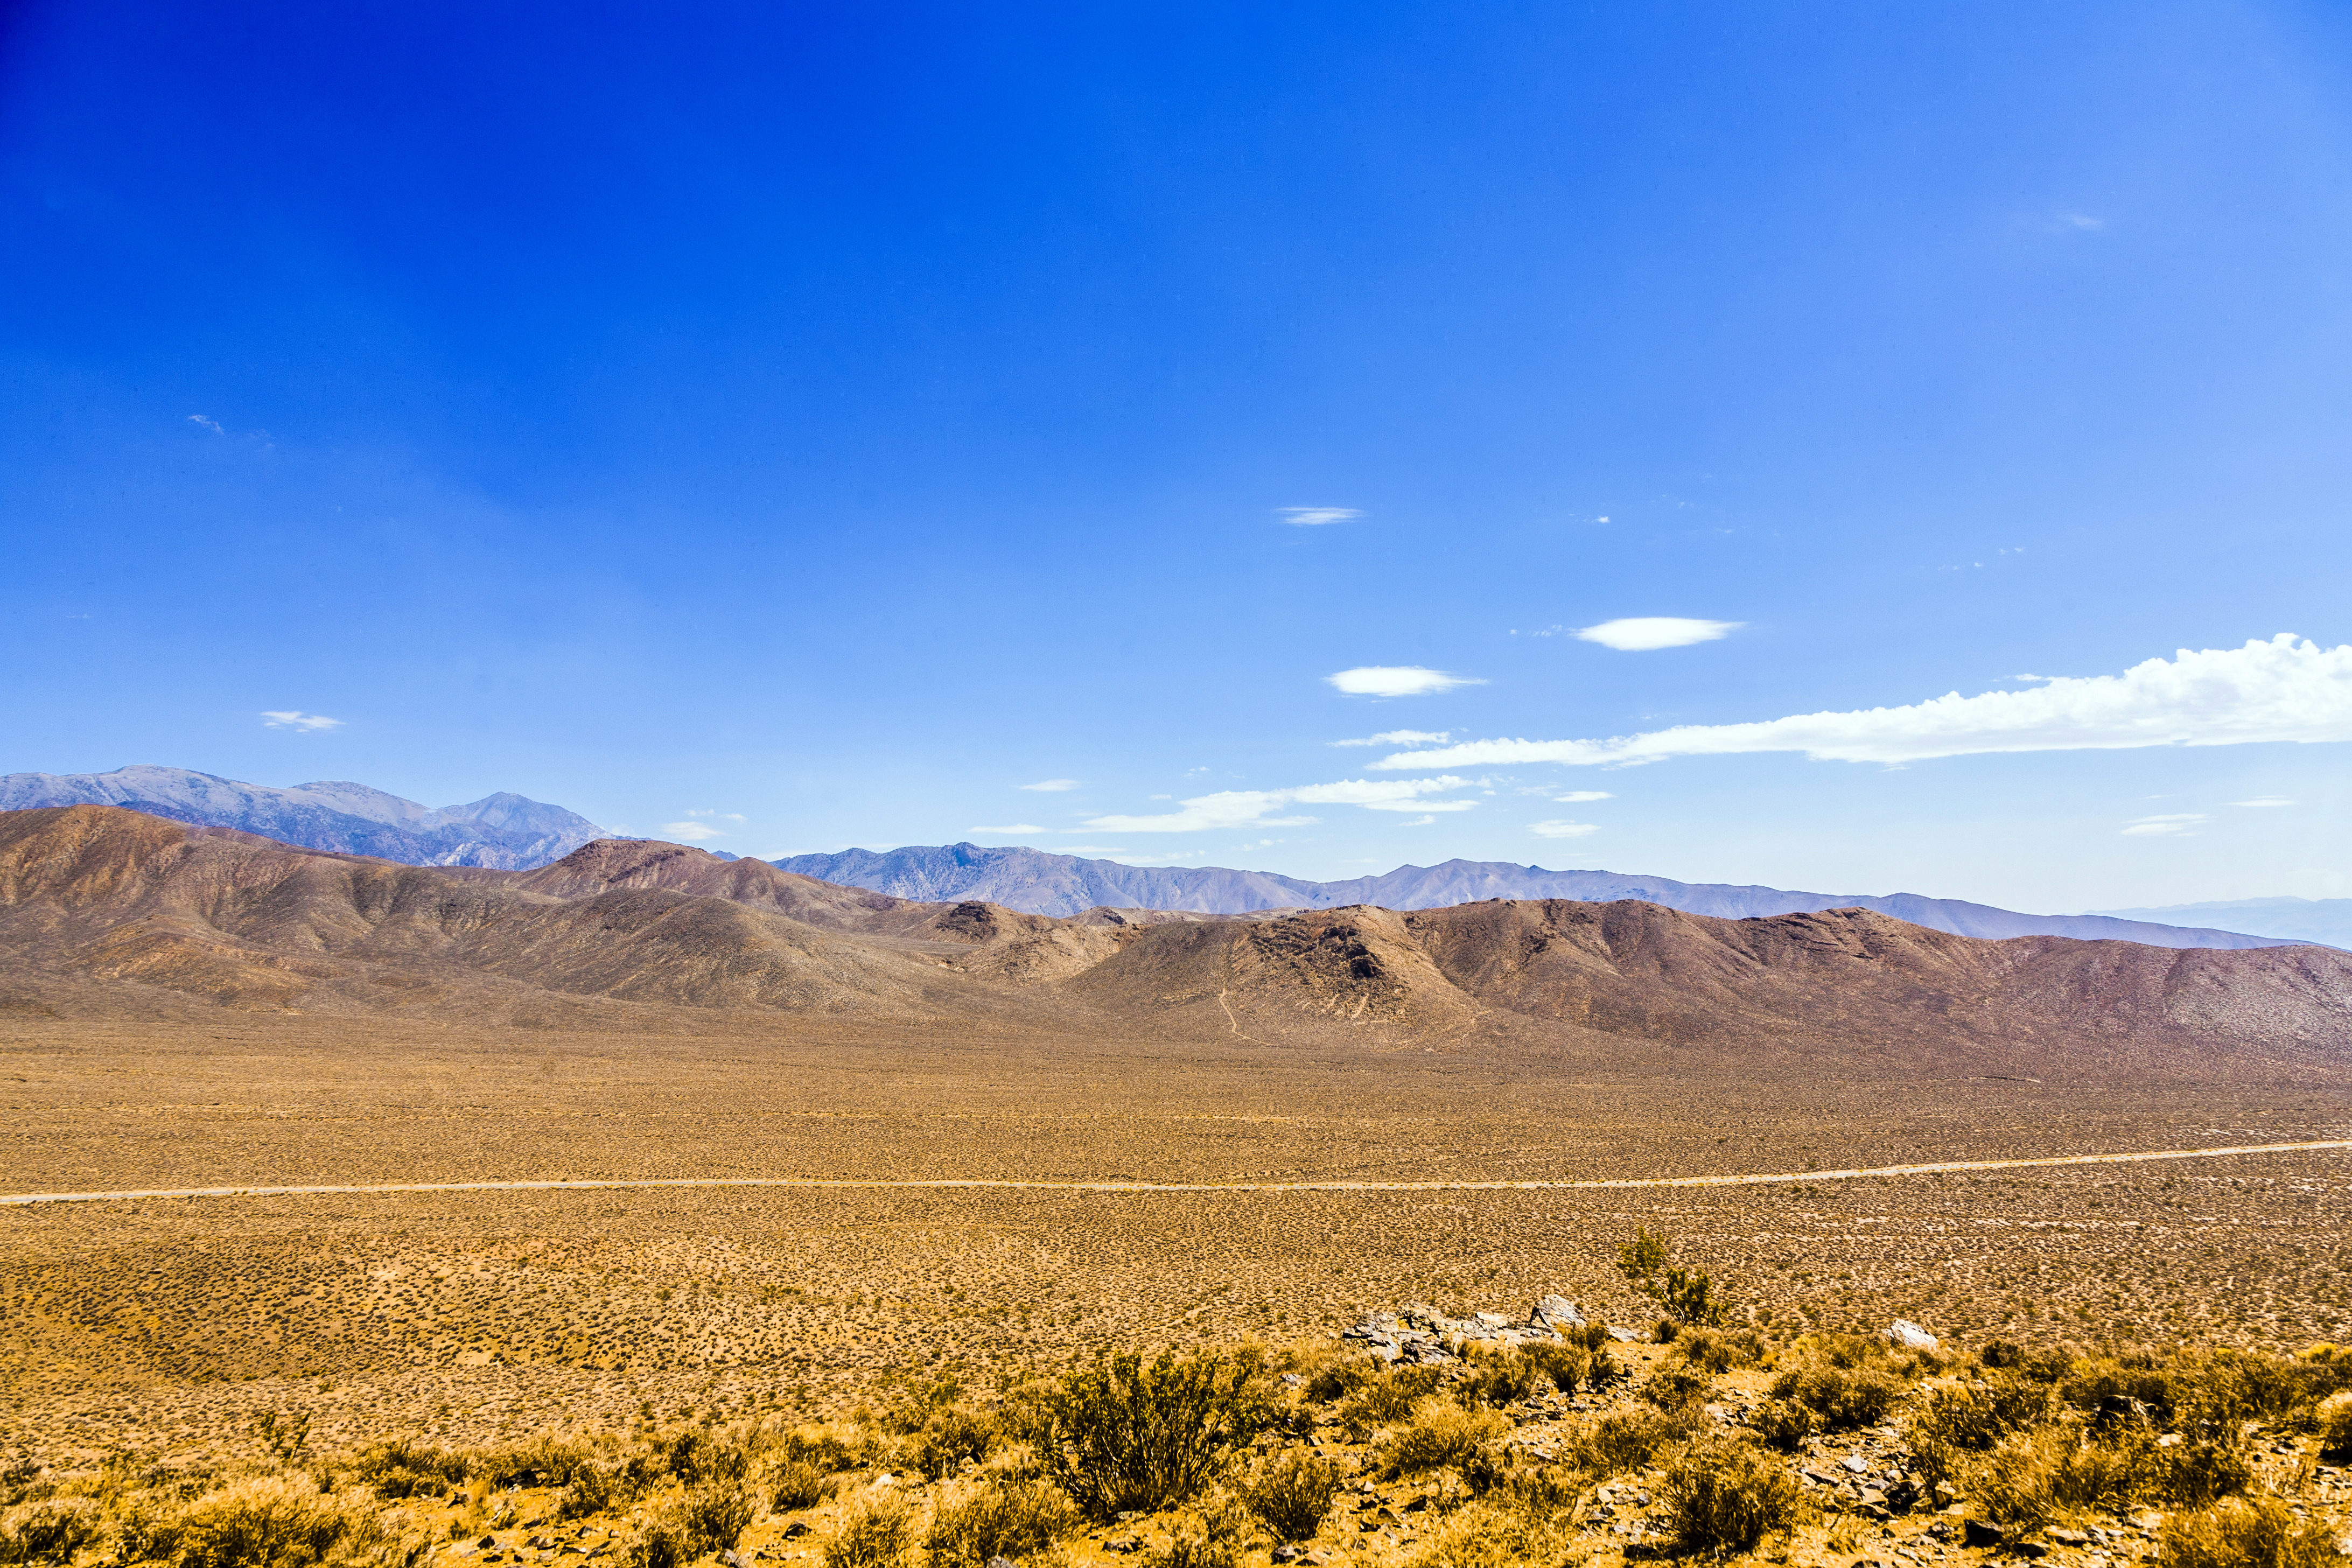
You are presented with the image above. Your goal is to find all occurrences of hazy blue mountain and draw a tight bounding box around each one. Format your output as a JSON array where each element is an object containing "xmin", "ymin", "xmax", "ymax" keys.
[
  {"xmin": 772, "ymin": 842, "xmax": 2298, "ymax": 949},
  {"xmin": 0, "ymin": 765, "xmax": 605, "ymax": 869},
  {"xmin": 2091, "ymin": 897, "xmax": 2352, "ymax": 950}
]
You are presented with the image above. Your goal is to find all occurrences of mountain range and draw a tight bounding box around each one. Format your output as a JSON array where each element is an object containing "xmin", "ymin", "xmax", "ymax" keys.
[
  {"xmin": 0, "ymin": 765, "xmax": 606, "ymax": 870},
  {"xmin": 773, "ymin": 841, "xmax": 2297, "ymax": 950},
  {"xmin": 4, "ymin": 804, "xmax": 2347, "ymax": 1081},
  {"xmin": 0, "ymin": 769, "xmax": 2309, "ymax": 952}
]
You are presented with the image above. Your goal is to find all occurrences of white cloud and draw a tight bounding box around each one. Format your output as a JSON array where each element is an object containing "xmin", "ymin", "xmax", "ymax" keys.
[
  {"xmin": 1530, "ymin": 819, "xmax": 1601, "ymax": 838},
  {"xmin": 260, "ymin": 710, "xmax": 342, "ymax": 731},
  {"xmin": 661, "ymin": 821, "xmax": 727, "ymax": 841},
  {"xmin": 1086, "ymin": 776, "xmax": 1474, "ymax": 832},
  {"xmin": 1573, "ymin": 617, "xmax": 1743, "ymax": 651},
  {"xmin": 1556, "ymin": 790, "xmax": 1614, "ymax": 803},
  {"xmin": 2057, "ymin": 212, "xmax": 2105, "ymax": 230},
  {"xmin": 1395, "ymin": 815, "xmax": 1439, "ymax": 827},
  {"xmin": 2123, "ymin": 814, "xmax": 2206, "ymax": 838},
  {"xmin": 971, "ymin": 824, "xmax": 1045, "ymax": 835},
  {"xmin": 1376, "ymin": 636, "xmax": 2352, "ymax": 772},
  {"xmin": 1020, "ymin": 779, "xmax": 1081, "ymax": 792},
  {"xmin": 1278, "ymin": 507, "xmax": 1361, "ymax": 526},
  {"xmin": 2232, "ymin": 796, "xmax": 2294, "ymax": 808},
  {"xmin": 1326, "ymin": 666, "xmax": 1485, "ymax": 698},
  {"xmin": 189, "ymin": 414, "xmax": 223, "ymax": 434},
  {"xmin": 1329, "ymin": 729, "xmax": 1451, "ymax": 748},
  {"xmin": 1056, "ymin": 845, "xmax": 1129, "ymax": 855}
]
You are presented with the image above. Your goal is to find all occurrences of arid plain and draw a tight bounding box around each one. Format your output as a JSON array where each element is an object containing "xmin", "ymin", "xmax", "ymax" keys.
[{"xmin": 4, "ymin": 806, "xmax": 2350, "ymax": 1568}]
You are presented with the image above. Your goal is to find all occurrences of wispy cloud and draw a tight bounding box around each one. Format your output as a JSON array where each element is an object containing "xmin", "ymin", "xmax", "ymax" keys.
[
  {"xmin": 1395, "ymin": 815, "xmax": 1438, "ymax": 827},
  {"xmin": 1530, "ymin": 819, "xmax": 1600, "ymax": 838},
  {"xmin": 2056, "ymin": 212, "xmax": 2104, "ymax": 230},
  {"xmin": 1019, "ymin": 779, "xmax": 1081, "ymax": 792},
  {"xmin": 1555, "ymin": 790, "xmax": 1613, "ymax": 803},
  {"xmin": 261, "ymin": 710, "xmax": 342, "ymax": 731},
  {"xmin": 1329, "ymin": 729, "xmax": 1451, "ymax": 748},
  {"xmin": 1326, "ymin": 666, "xmax": 1484, "ymax": 698},
  {"xmin": 1086, "ymin": 776, "xmax": 1475, "ymax": 832},
  {"xmin": 1376, "ymin": 636, "xmax": 2352, "ymax": 771},
  {"xmin": 188, "ymin": 414, "xmax": 223, "ymax": 435},
  {"xmin": 683, "ymin": 808, "xmax": 746, "ymax": 822},
  {"xmin": 2123, "ymin": 814, "xmax": 2206, "ymax": 838},
  {"xmin": 1574, "ymin": 617, "xmax": 1742, "ymax": 651},
  {"xmin": 2232, "ymin": 796, "xmax": 2294, "ymax": 808},
  {"xmin": 661, "ymin": 820, "xmax": 727, "ymax": 841},
  {"xmin": 971, "ymin": 823, "xmax": 1045, "ymax": 835},
  {"xmin": 1278, "ymin": 507, "xmax": 1361, "ymax": 526},
  {"xmin": 1056, "ymin": 845, "xmax": 1129, "ymax": 855}
]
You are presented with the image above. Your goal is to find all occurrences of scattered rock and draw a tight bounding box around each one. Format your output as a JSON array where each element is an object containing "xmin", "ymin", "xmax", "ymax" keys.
[
  {"xmin": 1963, "ymin": 1519, "xmax": 2003, "ymax": 1550},
  {"xmin": 781, "ymin": 1524, "xmax": 811, "ymax": 1541},
  {"xmin": 1842, "ymin": 1454, "xmax": 1872, "ymax": 1475},
  {"xmin": 1607, "ymin": 1326, "xmax": 1637, "ymax": 1342},
  {"xmin": 1272, "ymin": 1549, "xmax": 1305, "ymax": 1564},
  {"xmin": 1529, "ymin": 1294, "xmax": 1585, "ymax": 1330},
  {"xmin": 1884, "ymin": 1319, "xmax": 1938, "ymax": 1351},
  {"xmin": 986, "ymin": 1558, "xmax": 1016, "ymax": 1568},
  {"xmin": 2047, "ymin": 1529, "xmax": 2090, "ymax": 1546}
]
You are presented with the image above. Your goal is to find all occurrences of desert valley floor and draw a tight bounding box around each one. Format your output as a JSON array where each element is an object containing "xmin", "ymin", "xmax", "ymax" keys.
[{"xmin": 5, "ymin": 1013, "xmax": 2349, "ymax": 1457}]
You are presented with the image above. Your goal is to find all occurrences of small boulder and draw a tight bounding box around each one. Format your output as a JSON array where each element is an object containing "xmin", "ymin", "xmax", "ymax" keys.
[
  {"xmin": 1885, "ymin": 1319, "xmax": 1938, "ymax": 1351},
  {"xmin": 1529, "ymin": 1294, "xmax": 1585, "ymax": 1330},
  {"xmin": 1963, "ymin": 1519, "xmax": 2003, "ymax": 1550}
]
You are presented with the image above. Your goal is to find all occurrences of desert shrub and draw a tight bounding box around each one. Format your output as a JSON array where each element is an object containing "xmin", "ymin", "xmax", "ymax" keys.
[
  {"xmin": 881, "ymin": 1376, "xmax": 967, "ymax": 1435},
  {"xmin": 769, "ymin": 1461, "xmax": 830, "ymax": 1512},
  {"xmin": 1651, "ymin": 1268, "xmax": 1726, "ymax": 1328},
  {"xmin": 924, "ymin": 1476, "xmax": 1079, "ymax": 1568},
  {"xmin": 1240, "ymin": 1452, "xmax": 1340, "ymax": 1542},
  {"xmin": 909, "ymin": 1407, "xmax": 1002, "ymax": 1482},
  {"xmin": 776, "ymin": 1427, "xmax": 864, "ymax": 1474},
  {"xmin": 1402, "ymin": 1500, "xmax": 1576, "ymax": 1568},
  {"xmin": 2159, "ymin": 1440, "xmax": 2256, "ymax": 1508},
  {"xmin": 1459, "ymin": 1349, "xmax": 1543, "ymax": 1410},
  {"xmin": 0, "ymin": 1497, "xmax": 102, "ymax": 1565},
  {"xmin": 1676, "ymin": 1327, "xmax": 1762, "ymax": 1375},
  {"xmin": 1383, "ymin": 1398, "xmax": 1509, "ymax": 1477},
  {"xmin": 1641, "ymin": 1364, "xmax": 1713, "ymax": 1416},
  {"xmin": 662, "ymin": 1430, "xmax": 751, "ymax": 1488},
  {"xmin": 556, "ymin": 1462, "xmax": 622, "ymax": 1521},
  {"xmin": 1751, "ymin": 1399, "xmax": 1817, "ymax": 1452},
  {"xmin": 2161, "ymin": 1497, "xmax": 2340, "ymax": 1568},
  {"xmin": 1334, "ymin": 1365, "xmax": 1443, "ymax": 1436},
  {"xmin": 2318, "ymin": 1390, "xmax": 2352, "ymax": 1460},
  {"xmin": 625, "ymin": 1521, "xmax": 683, "ymax": 1568},
  {"xmin": 1970, "ymin": 1426, "xmax": 2148, "ymax": 1529},
  {"xmin": 1565, "ymin": 1409, "xmax": 1691, "ymax": 1478},
  {"xmin": 1517, "ymin": 1342, "xmax": 1592, "ymax": 1395},
  {"xmin": 470, "ymin": 1435, "xmax": 598, "ymax": 1490},
  {"xmin": 1662, "ymin": 1439, "xmax": 1801, "ymax": 1553},
  {"xmin": 1909, "ymin": 1377, "xmax": 2052, "ymax": 1485},
  {"xmin": 1032, "ymin": 1349, "xmax": 1269, "ymax": 1521},
  {"xmin": 347, "ymin": 1439, "xmax": 466, "ymax": 1501},
  {"xmin": 674, "ymin": 1484, "xmax": 755, "ymax": 1556},
  {"xmin": 1303, "ymin": 1354, "xmax": 1388, "ymax": 1405},
  {"xmin": 149, "ymin": 1476, "xmax": 381, "ymax": 1568},
  {"xmin": 1771, "ymin": 1364, "xmax": 1899, "ymax": 1430},
  {"xmin": 825, "ymin": 1497, "xmax": 912, "ymax": 1568}
]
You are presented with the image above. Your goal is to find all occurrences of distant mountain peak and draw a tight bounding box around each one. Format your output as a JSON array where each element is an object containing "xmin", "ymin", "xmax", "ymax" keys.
[{"xmin": 0, "ymin": 765, "xmax": 605, "ymax": 870}]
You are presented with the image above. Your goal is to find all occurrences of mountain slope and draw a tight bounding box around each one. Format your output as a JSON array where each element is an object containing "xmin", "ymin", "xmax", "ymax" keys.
[
  {"xmin": 5, "ymin": 807, "xmax": 2346, "ymax": 1082},
  {"xmin": 0, "ymin": 765, "xmax": 606, "ymax": 869},
  {"xmin": 773, "ymin": 842, "xmax": 2290, "ymax": 949}
]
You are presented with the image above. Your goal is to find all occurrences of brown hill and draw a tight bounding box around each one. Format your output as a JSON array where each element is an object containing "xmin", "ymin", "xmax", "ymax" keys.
[{"xmin": 2, "ymin": 807, "xmax": 2347, "ymax": 1079}]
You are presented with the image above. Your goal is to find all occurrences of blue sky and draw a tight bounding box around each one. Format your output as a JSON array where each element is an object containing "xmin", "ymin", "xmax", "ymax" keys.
[{"xmin": 4, "ymin": 1, "xmax": 2350, "ymax": 912}]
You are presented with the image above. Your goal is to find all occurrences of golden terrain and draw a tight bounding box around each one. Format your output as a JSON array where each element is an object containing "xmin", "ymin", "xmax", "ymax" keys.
[{"xmin": 2, "ymin": 808, "xmax": 2350, "ymax": 1568}]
